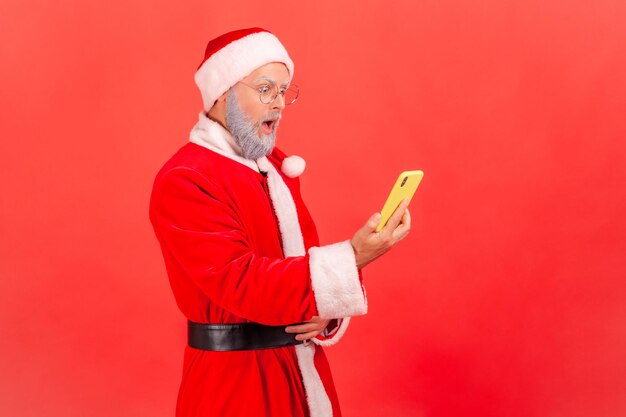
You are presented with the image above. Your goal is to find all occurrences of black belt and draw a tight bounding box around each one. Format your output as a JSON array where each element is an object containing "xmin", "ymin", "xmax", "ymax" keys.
[{"xmin": 187, "ymin": 320, "xmax": 304, "ymax": 351}]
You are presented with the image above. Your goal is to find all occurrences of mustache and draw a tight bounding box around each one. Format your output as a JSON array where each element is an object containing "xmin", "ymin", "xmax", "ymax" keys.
[{"xmin": 257, "ymin": 111, "xmax": 282, "ymax": 126}]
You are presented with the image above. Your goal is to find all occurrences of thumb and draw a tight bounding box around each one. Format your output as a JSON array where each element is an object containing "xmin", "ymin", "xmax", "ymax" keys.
[{"xmin": 365, "ymin": 213, "xmax": 381, "ymax": 231}]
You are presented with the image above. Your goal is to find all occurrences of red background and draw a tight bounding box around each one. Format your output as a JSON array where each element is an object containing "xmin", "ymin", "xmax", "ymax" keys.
[{"xmin": 1, "ymin": 1, "xmax": 625, "ymax": 416}]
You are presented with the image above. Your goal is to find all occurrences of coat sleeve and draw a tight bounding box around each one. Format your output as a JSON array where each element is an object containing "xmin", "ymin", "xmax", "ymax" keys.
[
  {"xmin": 278, "ymin": 160, "xmax": 368, "ymax": 321},
  {"xmin": 149, "ymin": 167, "xmax": 366, "ymax": 326},
  {"xmin": 285, "ymin": 171, "xmax": 366, "ymax": 345}
]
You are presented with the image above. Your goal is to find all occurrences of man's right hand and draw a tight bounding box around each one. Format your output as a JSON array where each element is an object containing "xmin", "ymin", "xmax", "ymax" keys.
[{"xmin": 350, "ymin": 198, "xmax": 411, "ymax": 269}]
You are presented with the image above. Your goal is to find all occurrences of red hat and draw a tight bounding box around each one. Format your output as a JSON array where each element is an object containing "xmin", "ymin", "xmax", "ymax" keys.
[{"xmin": 194, "ymin": 28, "xmax": 295, "ymax": 111}]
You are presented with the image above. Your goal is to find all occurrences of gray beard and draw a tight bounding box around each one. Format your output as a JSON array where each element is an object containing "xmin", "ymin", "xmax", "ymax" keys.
[{"xmin": 226, "ymin": 89, "xmax": 280, "ymax": 160}]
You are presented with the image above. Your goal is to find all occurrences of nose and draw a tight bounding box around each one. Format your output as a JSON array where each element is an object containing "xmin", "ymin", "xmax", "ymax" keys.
[{"xmin": 272, "ymin": 93, "xmax": 286, "ymax": 111}]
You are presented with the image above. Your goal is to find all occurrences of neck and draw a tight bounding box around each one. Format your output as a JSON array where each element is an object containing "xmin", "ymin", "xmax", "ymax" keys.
[{"xmin": 206, "ymin": 109, "xmax": 228, "ymax": 131}]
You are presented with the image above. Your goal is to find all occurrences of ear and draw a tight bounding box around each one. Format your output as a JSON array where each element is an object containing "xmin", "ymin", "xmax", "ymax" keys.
[{"xmin": 208, "ymin": 90, "xmax": 229, "ymax": 127}]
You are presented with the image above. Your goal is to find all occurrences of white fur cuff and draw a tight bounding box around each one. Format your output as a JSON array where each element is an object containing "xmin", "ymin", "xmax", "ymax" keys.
[
  {"xmin": 309, "ymin": 241, "xmax": 368, "ymax": 318},
  {"xmin": 312, "ymin": 317, "xmax": 351, "ymax": 347}
]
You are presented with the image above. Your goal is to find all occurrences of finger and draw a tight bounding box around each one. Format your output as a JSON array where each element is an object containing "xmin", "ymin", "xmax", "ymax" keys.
[
  {"xmin": 393, "ymin": 219, "xmax": 411, "ymax": 241},
  {"xmin": 383, "ymin": 198, "xmax": 410, "ymax": 232},
  {"xmin": 296, "ymin": 331, "xmax": 320, "ymax": 341},
  {"xmin": 285, "ymin": 316, "xmax": 325, "ymax": 333},
  {"xmin": 362, "ymin": 212, "xmax": 382, "ymax": 233},
  {"xmin": 285, "ymin": 323, "xmax": 317, "ymax": 333},
  {"xmin": 398, "ymin": 208, "xmax": 411, "ymax": 229},
  {"xmin": 392, "ymin": 208, "xmax": 411, "ymax": 236}
]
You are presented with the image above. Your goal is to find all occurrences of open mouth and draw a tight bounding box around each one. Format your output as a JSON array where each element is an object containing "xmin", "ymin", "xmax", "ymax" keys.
[{"xmin": 261, "ymin": 119, "xmax": 278, "ymax": 134}]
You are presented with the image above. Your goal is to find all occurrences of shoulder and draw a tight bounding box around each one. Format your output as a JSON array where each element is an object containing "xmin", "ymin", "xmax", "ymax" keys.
[
  {"xmin": 154, "ymin": 143, "xmax": 236, "ymax": 178},
  {"xmin": 149, "ymin": 144, "xmax": 266, "ymax": 220},
  {"xmin": 153, "ymin": 142, "xmax": 260, "ymax": 189}
]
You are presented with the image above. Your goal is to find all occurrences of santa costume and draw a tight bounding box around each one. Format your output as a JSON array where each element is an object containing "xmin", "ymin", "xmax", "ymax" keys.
[{"xmin": 149, "ymin": 28, "xmax": 368, "ymax": 417}]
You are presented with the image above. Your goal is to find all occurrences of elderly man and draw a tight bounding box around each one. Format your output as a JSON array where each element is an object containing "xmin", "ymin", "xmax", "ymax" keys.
[{"xmin": 149, "ymin": 28, "xmax": 410, "ymax": 417}]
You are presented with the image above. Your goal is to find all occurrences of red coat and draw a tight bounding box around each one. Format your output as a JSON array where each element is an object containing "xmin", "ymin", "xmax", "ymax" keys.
[{"xmin": 149, "ymin": 114, "xmax": 367, "ymax": 417}]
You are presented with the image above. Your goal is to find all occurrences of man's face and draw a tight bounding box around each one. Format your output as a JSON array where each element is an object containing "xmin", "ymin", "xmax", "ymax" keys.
[
  {"xmin": 225, "ymin": 62, "xmax": 290, "ymax": 160},
  {"xmin": 231, "ymin": 62, "xmax": 290, "ymax": 134}
]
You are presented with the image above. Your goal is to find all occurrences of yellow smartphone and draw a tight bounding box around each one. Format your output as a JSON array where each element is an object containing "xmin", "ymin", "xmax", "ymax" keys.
[{"xmin": 375, "ymin": 170, "xmax": 424, "ymax": 232}]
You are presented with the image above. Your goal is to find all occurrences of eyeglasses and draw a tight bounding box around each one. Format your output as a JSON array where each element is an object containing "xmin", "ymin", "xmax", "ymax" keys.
[{"xmin": 237, "ymin": 81, "xmax": 299, "ymax": 105}]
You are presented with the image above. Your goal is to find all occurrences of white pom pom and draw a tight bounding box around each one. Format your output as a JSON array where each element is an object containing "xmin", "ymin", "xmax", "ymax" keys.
[{"xmin": 281, "ymin": 155, "xmax": 306, "ymax": 178}]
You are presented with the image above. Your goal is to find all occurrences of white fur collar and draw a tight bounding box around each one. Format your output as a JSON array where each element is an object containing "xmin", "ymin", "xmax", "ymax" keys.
[{"xmin": 189, "ymin": 111, "xmax": 306, "ymax": 178}]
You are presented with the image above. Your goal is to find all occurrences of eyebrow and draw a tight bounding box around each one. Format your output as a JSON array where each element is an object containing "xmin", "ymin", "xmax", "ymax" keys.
[{"xmin": 254, "ymin": 75, "xmax": 290, "ymax": 87}]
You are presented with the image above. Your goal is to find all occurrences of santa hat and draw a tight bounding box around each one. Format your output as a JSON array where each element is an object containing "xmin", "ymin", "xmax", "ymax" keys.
[{"xmin": 194, "ymin": 27, "xmax": 295, "ymax": 112}]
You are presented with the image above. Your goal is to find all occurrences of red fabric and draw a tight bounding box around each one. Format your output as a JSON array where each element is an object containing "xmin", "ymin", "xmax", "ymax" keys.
[
  {"xmin": 149, "ymin": 142, "xmax": 343, "ymax": 417},
  {"xmin": 197, "ymin": 27, "xmax": 269, "ymax": 70}
]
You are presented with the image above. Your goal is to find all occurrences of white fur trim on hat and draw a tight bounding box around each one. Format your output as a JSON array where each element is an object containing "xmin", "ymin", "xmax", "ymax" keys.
[
  {"xmin": 282, "ymin": 155, "xmax": 306, "ymax": 178},
  {"xmin": 308, "ymin": 241, "xmax": 368, "ymax": 318},
  {"xmin": 195, "ymin": 31, "xmax": 295, "ymax": 111}
]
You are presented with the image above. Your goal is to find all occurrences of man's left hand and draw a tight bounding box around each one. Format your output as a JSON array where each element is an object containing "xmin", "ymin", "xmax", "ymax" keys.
[{"xmin": 285, "ymin": 316, "xmax": 331, "ymax": 341}]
